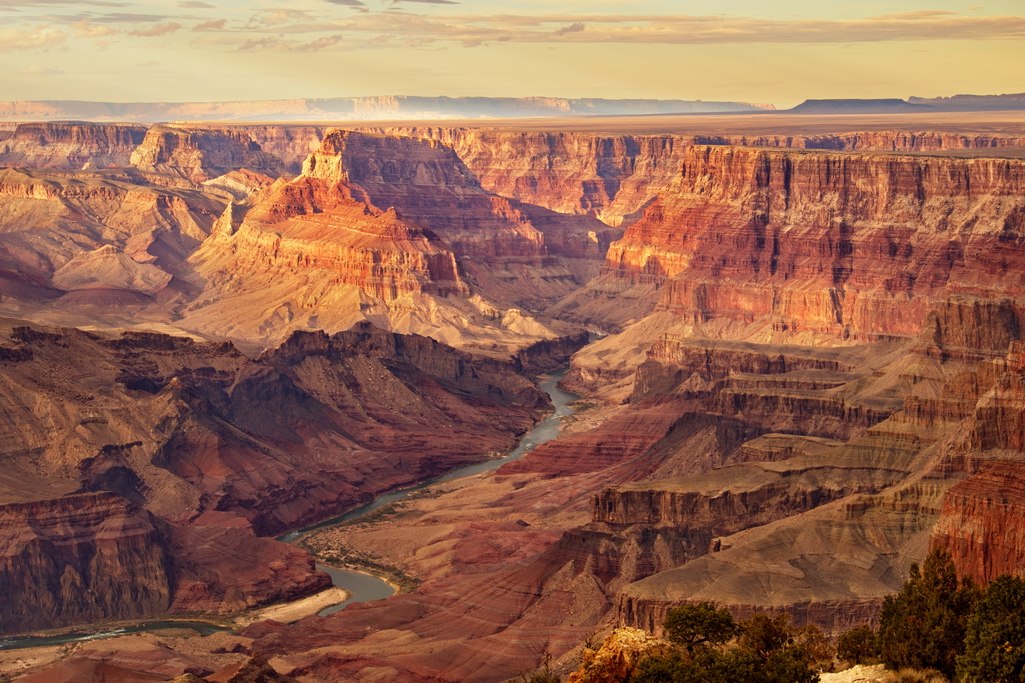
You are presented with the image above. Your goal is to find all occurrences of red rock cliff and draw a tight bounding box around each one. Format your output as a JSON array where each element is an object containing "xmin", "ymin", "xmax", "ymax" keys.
[
  {"xmin": 0, "ymin": 492, "xmax": 171, "ymax": 633},
  {"xmin": 606, "ymin": 145, "xmax": 1025, "ymax": 339},
  {"xmin": 0, "ymin": 122, "xmax": 147, "ymax": 169},
  {"xmin": 130, "ymin": 126, "xmax": 288, "ymax": 183}
]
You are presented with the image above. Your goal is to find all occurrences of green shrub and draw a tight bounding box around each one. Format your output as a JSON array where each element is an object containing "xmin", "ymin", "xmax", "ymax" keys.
[
  {"xmin": 634, "ymin": 608, "xmax": 820, "ymax": 682},
  {"xmin": 878, "ymin": 549, "xmax": 977, "ymax": 679},
  {"xmin": 663, "ymin": 602, "xmax": 737, "ymax": 651},
  {"xmin": 837, "ymin": 625, "xmax": 880, "ymax": 665},
  {"xmin": 957, "ymin": 574, "xmax": 1025, "ymax": 682}
]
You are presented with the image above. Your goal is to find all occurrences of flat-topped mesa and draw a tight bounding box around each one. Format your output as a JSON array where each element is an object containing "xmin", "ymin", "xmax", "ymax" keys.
[
  {"xmin": 129, "ymin": 125, "xmax": 289, "ymax": 184},
  {"xmin": 605, "ymin": 145, "xmax": 1025, "ymax": 340},
  {"xmin": 691, "ymin": 131, "xmax": 1025, "ymax": 153},
  {"xmin": 0, "ymin": 121, "xmax": 147, "ymax": 169}
]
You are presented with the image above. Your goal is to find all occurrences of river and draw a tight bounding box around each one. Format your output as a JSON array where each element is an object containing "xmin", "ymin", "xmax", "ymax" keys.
[
  {"xmin": 287, "ymin": 368, "xmax": 578, "ymax": 615},
  {"xmin": 0, "ymin": 368, "xmax": 577, "ymax": 650}
]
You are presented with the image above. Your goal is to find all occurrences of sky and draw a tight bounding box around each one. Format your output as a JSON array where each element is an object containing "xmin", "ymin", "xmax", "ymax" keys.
[{"xmin": 1, "ymin": 0, "xmax": 1023, "ymax": 108}]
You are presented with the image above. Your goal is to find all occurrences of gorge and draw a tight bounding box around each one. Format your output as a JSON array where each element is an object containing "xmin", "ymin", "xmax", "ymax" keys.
[{"xmin": 2, "ymin": 110, "xmax": 1025, "ymax": 681}]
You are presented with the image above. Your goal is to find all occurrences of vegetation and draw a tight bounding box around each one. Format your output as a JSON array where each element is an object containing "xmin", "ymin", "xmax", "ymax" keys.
[
  {"xmin": 877, "ymin": 549, "xmax": 978, "ymax": 679},
  {"xmin": 632, "ymin": 603, "xmax": 823, "ymax": 683},
  {"xmin": 957, "ymin": 575, "xmax": 1025, "ymax": 682},
  {"xmin": 578, "ymin": 549, "xmax": 1025, "ymax": 683},
  {"xmin": 519, "ymin": 651, "xmax": 560, "ymax": 683},
  {"xmin": 834, "ymin": 549, "xmax": 1025, "ymax": 682},
  {"xmin": 662, "ymin": 601, "xmax": 738, "ymax": 652},
  {"xmin": 836, "ymin": 624, "xmax": 879, "ymax": 665}
]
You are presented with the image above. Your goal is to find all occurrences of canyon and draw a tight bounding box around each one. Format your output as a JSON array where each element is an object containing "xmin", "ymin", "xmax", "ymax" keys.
[{"xmin": 1, "ymin": 111, "xmax": 1025, "ymax": 681}]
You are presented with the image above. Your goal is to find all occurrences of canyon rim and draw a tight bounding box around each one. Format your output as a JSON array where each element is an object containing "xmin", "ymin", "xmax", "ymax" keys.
[{"xmin": 2, "ymin": 1, "xmax": 1025, "ymax": 681}]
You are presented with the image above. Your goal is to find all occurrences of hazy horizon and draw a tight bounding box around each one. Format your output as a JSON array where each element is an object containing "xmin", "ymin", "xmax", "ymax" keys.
[{"xmin": 1, "ymin": 1, "xmax": 1023, "ymax": 109}]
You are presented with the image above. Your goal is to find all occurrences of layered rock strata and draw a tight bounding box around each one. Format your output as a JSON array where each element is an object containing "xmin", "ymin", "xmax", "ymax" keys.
[
  {"xmin": 0, "ymin": 319, "xmax": 549, "ymax": 634},
  {"xmin": 0, "ymin": 122, "xmax": 146, "ymax": 169}
]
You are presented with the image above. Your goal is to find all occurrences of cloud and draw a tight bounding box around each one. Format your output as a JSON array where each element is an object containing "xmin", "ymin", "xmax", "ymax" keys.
[
  {"xmin": 179, "ymin": 0, "xmax": 213, "ymax": 7},
  {"xmin": 23, "ymin": 65, "xmax": 65, "ymax": 75},
  {"xmin": 127, "ymin": 21, "xmax": 181, "ymax": 37},
  {"xmin": 327, "ymin": 0, "xmax": 366, "ymax": 6},
  {"xmin": 193, "ymin": 18, "xmax": 226, "ymax": 31},
  {"xmin": 553, "ymin": 22, "xmax": 584, "ymax": 35},
  {"xmin": 244, "ymin": 9, "xmax": 316, "ymax": 29},
  {"xmin": 0, "ymin": 24, "xmax": 66, "ymax": 50},
  {"xmin": 71, "ymin": 19, "xmax": 115, "ymax": 38},
  {"xmin": 289, "ymin": 11, "xmax": 1025, "ymax": 47},
  {"xmin": 239, "ymin": 34, "xmax": 342, "ymax": 53},
  {"xmin": 0, "ymin": 0, "xmax": 126, "ymax": 7},
  {"xmin": 62, "ymin": 12, "xmax": 170, "ymax": 24}
]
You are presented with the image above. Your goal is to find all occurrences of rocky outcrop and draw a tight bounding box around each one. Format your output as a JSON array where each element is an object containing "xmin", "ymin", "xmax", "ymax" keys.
[
  {"xmin": 382, "ymin": 128, "xmax": 691, "ymax": 226},
  {"xmin": 0, "ymin": 122, "xmax": 147, "ymax": 169},
  {"xmin": 567, "ymin": 627, "xmax": 665, "ymax": 683},
  {"xmin": 181, "ymin": 131, "xmax": 609, "ymax": 349},
  {"xmin": 0, "ymin": 492, "xmax": 171, "ymax": 633},
  {"xmin": 243, "ymin": 126, "xmax": 325, "ymax": 173},
  {"xmin": 932, "ymin": 461, "xmax": 1025, "ymax": 583},
  {"xmin": 305, "ymin": 130, "xmax": 615, "ymax": 259},
  {"xmin": 367, "ymin": 127, "xmax": 1025, "ymax": 228},
  {"xmin": 514, "ymin": 330, "xmax": 590, "ymax": 373},
  {"xmin": 130, "ymin": 126, "xmax": 289, "ymax": 184},
  {"xmin": 0, "ymin": 168, "xmax": 222, "ymax": 303},
  {"xmin": 617, "ymin": 595, "xmax": 883, "ymax": 639},
  {"xmin": 931, "ymin": 341, "xmax": 1025, "ymax": 581}
]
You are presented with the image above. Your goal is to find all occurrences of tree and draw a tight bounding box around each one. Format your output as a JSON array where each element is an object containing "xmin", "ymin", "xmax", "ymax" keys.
[
  {"xmin": 957, "ymin": 575, "xmax": 1025, "ymax": 682},
  {"xmin": 634, "ymin": 608, "xmax": 820, "ymax": 683},
  {"xmin": 878, "ymin": 548, "xmax": 977, "ymax": 679},
  {"xmin": 739, "ymin": 613, "xmax": 795, "ymax": 659},
  {"xmin": 663, "ymin": 602, "xmax": 738, "ymax": 651},
  {"xmin": 837, "ymin": 625, "xmax": 880, "ymax": 665}
]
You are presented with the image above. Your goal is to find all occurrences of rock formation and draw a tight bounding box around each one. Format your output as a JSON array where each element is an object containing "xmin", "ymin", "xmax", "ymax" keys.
[
  {"xmin": 0, "ymin": 319, "xmax": 550, "ymax": 634},
  {"xmin": 129, "ymin": 126, "xmax": 289, "ymax": 184},
  {"xmin": 0, "ymin": 122, "xmax": 146, "ymax": 169},
  {"xmin": 4, "ymin": 116, "xmax": 1025, "ymax": 682},
  {"xmin": 180, "ymin": 130, "xmax": 614, "ymax": 351}
]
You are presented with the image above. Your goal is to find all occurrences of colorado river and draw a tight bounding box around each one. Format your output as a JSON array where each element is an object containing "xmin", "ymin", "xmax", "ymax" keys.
[
  {"xmin": 0, "ymin": 368, "xmax": 577, "ymax": 650},
  {"xmin": 283, "ymin": 368, "xmax": 579, "ymax": 615}
]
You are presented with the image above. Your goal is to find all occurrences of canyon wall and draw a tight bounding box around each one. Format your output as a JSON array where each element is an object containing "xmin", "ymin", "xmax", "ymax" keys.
[
  {"xmin": 0, "ymin": 492, "xmax": 170, "ymax": 633},
  {"xmin": 0, "ymin": 122, "xmax": 147, "ymax": 169},
  {"xmin": 603, "ymin": 145, "xmax": 1025, "ymax": 340},
  {"xmin": 129, "ymin": 126, "xmax": 289, "ymax": 184},
  {"xmin": 0, "ymin": 320, "xmax": 551, "ymax": 634},
  {"xmin": 931, "ymin": 341, "xmax": 1025, "ymax": 581}
]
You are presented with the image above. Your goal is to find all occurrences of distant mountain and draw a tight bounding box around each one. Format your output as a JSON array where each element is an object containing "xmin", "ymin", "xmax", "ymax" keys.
[
  {"xmin": 0, "ymin": 96, "xmax": 775, "ymax": 122},
  {"xmin": 790, "ymin": 93, "xmax": 1025, "ymax": 114},
  {"xmin": 909, "ymin": 93, "xmax": 1025, "ymax": 111},
  {"xmin": 789, "ymin": 98, "xmax": 930, "ymax": 114}
]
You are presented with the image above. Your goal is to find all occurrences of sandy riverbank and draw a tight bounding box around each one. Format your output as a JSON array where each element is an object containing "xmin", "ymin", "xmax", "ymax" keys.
[{"xmin": 235, "ymin": 587, "xmax": 350, "ymax": 626}]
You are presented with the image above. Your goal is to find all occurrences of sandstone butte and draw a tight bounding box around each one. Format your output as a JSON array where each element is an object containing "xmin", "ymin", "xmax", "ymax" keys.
[{"xmin": 0, "ymin": 115, "xmax": 1024, "ymax": 681}]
